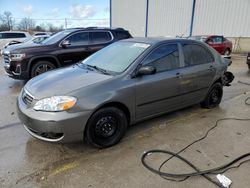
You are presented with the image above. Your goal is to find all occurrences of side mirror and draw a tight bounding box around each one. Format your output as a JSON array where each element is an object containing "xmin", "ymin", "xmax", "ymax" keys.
[
  {"xmin": 61, "ymin": 40, "xmax": 71, "ymax": 48},
  {"xmin": 137, "ymin": 66, "xmax": 156, "ymax": 76}
]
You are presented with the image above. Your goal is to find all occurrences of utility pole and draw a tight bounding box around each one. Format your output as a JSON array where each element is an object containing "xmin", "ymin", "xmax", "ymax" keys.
[
  {"xmin": 65, "ymin": 18, "xmax": 67, "ymax": 29},
  {"xmin": 145, "ymin": 0, "xmax": 149, "ymax": 37},
  {"xmin": 189, "ymin": 0, "xmax": 196, "ymax": 37},
  {"xmin": 110, "ymin": 0, "xmax": 112, "ymax": 28}
]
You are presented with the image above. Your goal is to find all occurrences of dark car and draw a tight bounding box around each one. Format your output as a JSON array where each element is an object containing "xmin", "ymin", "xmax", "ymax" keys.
[
  {"xmin": 17, "ymin": 38, "xmax": 233, "ymax": 148},
  {"xmin": 2, "ymin": 27, "xmax": 132, "ymax": 80},
  {"xmin": 191, "ymin": 35, "xmax": 232, "ymax": 56},
  {"xmin": 247, "ymin": 53, "xmax": 250, "ymax": 70}
]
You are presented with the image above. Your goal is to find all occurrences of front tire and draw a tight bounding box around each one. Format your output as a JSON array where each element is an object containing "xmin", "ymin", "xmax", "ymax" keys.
[
  {"xmin": 248, "ymin": 64, "xmax": 250, "ymax": 71},
  {"xmin": 31, "ymin": 61, "xmax": 56, "ymax": 78},
  {"xmin": 224, "ymin": 48, "xmax": 231, "ymax": 56},
  {"xmin": 201, "ymin": 83, "xmax": 223, "ymax": 109},
  {"xmin": 85, "ymin": 107, "xmax": 128, "ymax": 148}
]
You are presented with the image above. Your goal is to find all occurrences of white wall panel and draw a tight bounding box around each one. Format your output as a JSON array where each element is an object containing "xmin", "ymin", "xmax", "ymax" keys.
[
  {"xmin": 112, "ymin": 0, "xmax": 250, "ymax": 37},
  {"xmin": 111, "ymin": 0, "xmax": 146, "ymax": 37},
  {"xmin": 147, "ymin": 0, "xmax": 193, "ymax": 37},
  {"xmin": 193, "ymin": 0, "xmax": 250, "ymax": 37}
]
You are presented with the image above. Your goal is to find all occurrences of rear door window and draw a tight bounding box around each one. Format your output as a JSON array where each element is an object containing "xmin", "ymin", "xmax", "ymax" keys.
[
  {"xmin": 66, "ymin": 32, "xmax": 89, "ymax": 45},
  {"xmin": 90, "ymin": 32, "xmax": 112, "ymax": 43},
  {"xmin": 182, "ymin": 44, "xmax": 214, "ymax": 66},
  {"xmin": 143, "ymin": 44, "xmax": 180, "ymax": 73},
  {"xmin": 0, "ymin": 33, "xmax": 26, "ymax": 38}
]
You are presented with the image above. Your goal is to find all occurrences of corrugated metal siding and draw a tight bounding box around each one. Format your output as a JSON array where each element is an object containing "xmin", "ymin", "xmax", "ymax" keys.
[
  {"xmin": 111, "ymin": 0, "xmax": 146, "ymax": 37},
  {"xmin": 112, "ymin": 0, "xmax": 250, "ymax": 37},
  {"xmin": 147, "ymin": 0, "xmax": 192, "ymax": 37},
  {"xmin": 193, "ymin": 0, "xmax": 250, "ymax": 37}
]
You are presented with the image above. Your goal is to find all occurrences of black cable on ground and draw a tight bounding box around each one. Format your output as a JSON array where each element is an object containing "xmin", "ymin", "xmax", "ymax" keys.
[{"xmin": 141, "ymin": 97, "xmax": 250, "ymax": 188}]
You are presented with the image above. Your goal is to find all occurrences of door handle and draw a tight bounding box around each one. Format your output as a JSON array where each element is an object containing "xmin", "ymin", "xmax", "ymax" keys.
[
  {"xmin": 84, "ymin": 47, "xmax": 90, "ymax": 51},
  {"xmin": 176, "ymin": 72, "xmax": 183, "ymax": 78},
  {"xmin": 208, "ymin": 65, "xmax": 215, "ymax": 71}
]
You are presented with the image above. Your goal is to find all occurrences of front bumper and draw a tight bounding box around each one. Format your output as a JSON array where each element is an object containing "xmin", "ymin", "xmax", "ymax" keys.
[
  {"xmin": 2, "ymin": 55, "xmax": 29, "ymax": 80},
  {"xmin": 17, "ymin": 94, "xmax": 92, "ymax": 143}
]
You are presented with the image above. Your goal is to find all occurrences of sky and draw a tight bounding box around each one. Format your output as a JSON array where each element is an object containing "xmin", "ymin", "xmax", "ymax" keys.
[{"xmin": 0, "ymin": 0, "xmax": 110, "ymax": 29}]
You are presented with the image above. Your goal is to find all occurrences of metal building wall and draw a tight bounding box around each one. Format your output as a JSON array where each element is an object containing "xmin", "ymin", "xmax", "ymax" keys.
[
  {"xmin": 111, "ymin": 0, "xmax": 146, "ymax": 36},
  {"xmin": 147, "ymin": 0, "xmax": 192, "ymax": 37},
  {"xmin": 193, "ymin": 0, "xmax": 250, "ymax": 37},
  {"xmin": 111, "ymin": 0, "xmax": 250, "ymax": 37}
]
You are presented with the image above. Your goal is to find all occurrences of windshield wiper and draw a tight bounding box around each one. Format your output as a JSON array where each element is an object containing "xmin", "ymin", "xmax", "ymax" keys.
[{"xmin": 86, "ymin": 64, "xmax": 110, "ymax": 75}]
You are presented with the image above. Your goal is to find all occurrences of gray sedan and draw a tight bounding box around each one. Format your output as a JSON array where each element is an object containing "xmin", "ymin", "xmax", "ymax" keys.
[{"xmin": 17, "ymin": 38, "xmax": 233, "ymax": 148}]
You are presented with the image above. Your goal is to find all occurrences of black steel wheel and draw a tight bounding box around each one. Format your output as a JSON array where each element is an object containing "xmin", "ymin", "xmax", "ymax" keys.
[
  {"xmin": 201, "ymin": 83, "xmax": 223, "ymax": 109},
  {"xmin": 85, "ymin": 107, "xmax": 128, "ymax": 148},
  {"xmin": 31, "ymin": 61, "xmax": 56, "ymax": 78}
]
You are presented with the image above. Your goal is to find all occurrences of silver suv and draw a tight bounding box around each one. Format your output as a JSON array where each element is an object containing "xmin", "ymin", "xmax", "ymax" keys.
[{"xmin": 17, "ymin": 38, "xmax": 233, "ymax": 148}]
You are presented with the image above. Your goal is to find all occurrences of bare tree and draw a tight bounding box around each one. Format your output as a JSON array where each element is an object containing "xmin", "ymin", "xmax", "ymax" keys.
[
  {"xmin": 46, "ymin": 23, "xmax": 63, "ymax": 32},
  {"xmin": 0, "ymin": 11, "xmax": 14, "ymax": 31},
  {"xmin": 18, "ymin": 18, "xmax": 35, "ymax": 30}
]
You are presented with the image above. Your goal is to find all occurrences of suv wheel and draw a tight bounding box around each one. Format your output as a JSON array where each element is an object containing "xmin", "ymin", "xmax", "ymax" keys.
[
  {"xmin": 31, "ymin": 61, "xmax": 56, "ymax": 78},
  {"xmin": 201, "ymin": 83, "xmax": 223, "ymax": 109},
  {"xmin": 85, "ymin": 107, "xmax": 128, "ymax": 148}
]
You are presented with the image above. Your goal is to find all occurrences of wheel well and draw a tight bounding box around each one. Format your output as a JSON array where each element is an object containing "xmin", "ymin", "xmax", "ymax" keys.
[
  {"xmin": 214, "ymin": 78, "xmax": 223, "ymax": 85},
  {"xmin": 91, "ymin": 102, "xmax": 131, "ymax": 124},
  {"xmin": 29, "ymin": 57, "xmax": 59, "ymax": 77},
  {"xmin": 100, "ymin": 102, "xmax": 130, "ymax": 124}
]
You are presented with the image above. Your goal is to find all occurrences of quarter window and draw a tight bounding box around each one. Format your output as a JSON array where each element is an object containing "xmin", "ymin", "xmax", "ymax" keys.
[
  {"xmin": 143, "ymin": 44, "xmax": 180, "ymax": 73},
  {"xmin": 66, "ymin": 32, "xmax": 89, "ymax": 45},
  {"xmin": 182, "ymin": 44, "xmax": 214, "ymax": 66},
  {"xmin": 90, "ymin": 32, "xmax": 112, "ymax": 43}
]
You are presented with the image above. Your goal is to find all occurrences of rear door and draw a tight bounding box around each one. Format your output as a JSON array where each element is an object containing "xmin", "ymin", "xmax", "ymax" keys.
[
  {"xmin": 179, "ymin": 42, "xmax": 216, "ymax": 106},
  {"xmin": 88, "ymin": 31, "xmax": 113, "ymax": 55},
  {"xmin": 57, "ymin": 31, "xmax": 90, "ymax": 65},
  {"xmin": 135, "ymin": 43, "xmax": 182, "ymax": 119}
]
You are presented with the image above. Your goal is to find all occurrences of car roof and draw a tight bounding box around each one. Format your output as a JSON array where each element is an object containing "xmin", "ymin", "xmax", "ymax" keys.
[
  {"xmin": 64, "ymin": 27, "xmax": 129, "ymax": 33},
  {"xmin": 0, "ymin": 31, "xmax": 30, "ymax": 34},
  {"xmin": 122, "ymin": 37, "xmax": 194, "ymax": 45}
]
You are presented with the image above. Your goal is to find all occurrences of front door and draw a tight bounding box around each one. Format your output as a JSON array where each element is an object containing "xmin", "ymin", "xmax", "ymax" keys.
[
  {"xmin": 135, "ymin": 43, "xmax": 182, "ymax": 120},
  {"xmin": 57, "ymin": 31, "xmax": 90, "ymax": 65}
]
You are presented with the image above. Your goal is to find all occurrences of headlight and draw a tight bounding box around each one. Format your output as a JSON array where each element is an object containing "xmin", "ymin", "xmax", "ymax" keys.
[
  {"xmin": 10, "ymin": 53, "xmax": 26, "ymax": 61},
  {"xmin": 33, "ymin": 96, "xmax": 77, "ymax": 112}
]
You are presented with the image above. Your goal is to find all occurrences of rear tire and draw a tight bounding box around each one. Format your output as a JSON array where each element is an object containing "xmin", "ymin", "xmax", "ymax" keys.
[
  {"xmin": 31, "ymin": 61, "xmax": 56, "ymax": 78},
  {"xmin": 201, "ymin": 83, "xmax": 223, "ymax": 109},
  {"xmin": 224, "ymin": 48, "xmax": 231, "ymax": 56},
  {"xmin": 85, "ymin": 107, "xmax": 128, "ymax": 148}
]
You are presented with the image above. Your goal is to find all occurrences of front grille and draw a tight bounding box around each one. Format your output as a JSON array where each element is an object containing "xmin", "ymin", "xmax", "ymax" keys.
[{"xmin": 22, "ymin": 89, "xmax": 34, "ymax": 105}]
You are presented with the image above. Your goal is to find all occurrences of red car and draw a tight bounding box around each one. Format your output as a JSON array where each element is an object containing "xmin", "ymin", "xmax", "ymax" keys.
[{"xmin": 191, "ymin": 35, "xmax": 233, "ymax": 56}]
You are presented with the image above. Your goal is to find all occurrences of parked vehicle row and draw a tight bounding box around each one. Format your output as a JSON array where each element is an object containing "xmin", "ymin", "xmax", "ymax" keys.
[
  {"xmin": 1, "ymin": 35, "xmax": 50, "ymax": 50},
  {"xmin": 0, "ymin": 31, "xmax": 32, "ymax": 53},
  {"xmin": 0, "ymin": 27, "xmax": 235, "ymax": 148},
  {"xmin": 17, "ymin": 37, "xmax": 234, "ymax": 148},
  {"xmin": 2, "ymin": 27, "xmax": 132, "ymax": 79}
]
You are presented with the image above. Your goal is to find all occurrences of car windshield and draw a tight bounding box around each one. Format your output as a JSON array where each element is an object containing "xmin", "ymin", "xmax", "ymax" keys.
[
  {"xmin": 41, "ymin": 30, "xmax": 70, "ymax": 45},
  {"xmin": 81, "ymin": 41, "xmax": 150, "ymax": 74}
]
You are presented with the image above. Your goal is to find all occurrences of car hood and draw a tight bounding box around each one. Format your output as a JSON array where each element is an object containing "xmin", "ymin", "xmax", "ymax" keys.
[
  {"xmin": 25, "ymin": 65, "xmax": 113, "ymax": 99},
  {"xmin": 3, "ymin": 42, "xmax": 40, "ymax": 52}
]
